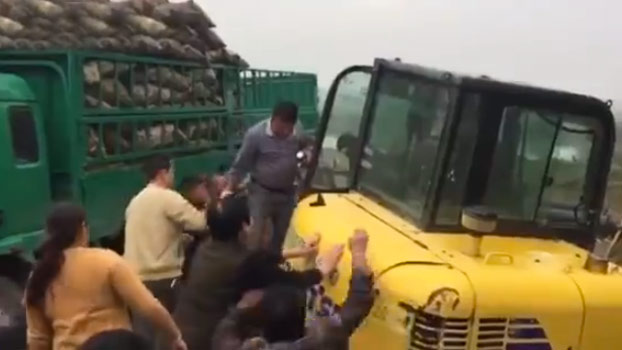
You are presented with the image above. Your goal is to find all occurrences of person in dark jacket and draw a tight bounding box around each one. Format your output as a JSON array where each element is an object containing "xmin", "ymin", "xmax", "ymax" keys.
[
  {"xmin": 178, "ymin": 175, "xmax": 212, "ymax": 281},
  {"xmin": 173, "ymin": 195, "xmax": 343, "ymax": 350},
  {"xmin": 211, "ymin": 230, "xmax": 374, "ymax": 350}
]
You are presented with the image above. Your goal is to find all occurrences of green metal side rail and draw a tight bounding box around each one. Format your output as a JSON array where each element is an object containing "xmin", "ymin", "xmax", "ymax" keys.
[
  {"xmin": 0, "ymin": 50, "xmax": 318, "ymax": 168},
  {"xmin": 70, "ymin": 51, "xmax": 318, "ymax": 167}
]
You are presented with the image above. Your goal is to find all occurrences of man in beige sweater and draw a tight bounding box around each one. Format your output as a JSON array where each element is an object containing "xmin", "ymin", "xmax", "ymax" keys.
[{"xmin": 124, "ymin": 155, "xmax": 207, "ymax": 349}]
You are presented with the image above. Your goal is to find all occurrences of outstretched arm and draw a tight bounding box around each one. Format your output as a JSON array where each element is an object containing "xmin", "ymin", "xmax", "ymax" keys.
[
  {"xmin": 164, "ymin": 191, "xmax": 207, "ymax": 233},
  {"xmin": 338, "ymin": 229, "xmax": 374, "ymax": 334},
  {"xmin": 110, "ymin": 258, "xmax": 184, "ymax": 348},
  {"xmin": 227, "ymin": 128, "xmax": 259, "ymax": 191}
]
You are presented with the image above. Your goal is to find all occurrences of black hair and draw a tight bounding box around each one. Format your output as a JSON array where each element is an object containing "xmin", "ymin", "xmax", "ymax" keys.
[
  {"xmin": 272, "ymin": 101, "xmax": 298, "ymax": 124},
  {"xmin": 141, "ymin": 154, "xmax": 171, "ymax": 180},
  {"xmin": 26, "ymin": 202, "xmax": 86, "ymax": 308},
  {"xmin": 258, "ymin": 284, "xmax": 307, "ymax": 342},
  {"xmin": 80, "ymin": 329, "xmax": 150, "ymax": 350},
  {"xmin": 233, "ymin": 284, "xmax": 306, "ymax": 343},
  {"xmin": 178, "ymin": 175, "xmax": 207, "ymax": 194},
  {"xmin": 207, "ymin": 194, "xmax": 250, "ymax": 242},
  {"xmin": 232, "ymin": 250, "xmax": 284, "ymax": 298},
  {"xmin": 232, "ymin": 250, "xmax": 322, "ymax": 301},
  {"xmin": 232, "ymin": 251, "xmax": 323, "ymax": 342},
  {"xmin": 336, "ymin": 133, "xmax": 357, "ymax": 152}
]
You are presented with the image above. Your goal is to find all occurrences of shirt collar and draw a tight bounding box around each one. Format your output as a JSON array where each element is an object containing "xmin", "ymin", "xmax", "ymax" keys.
[{"xmin": 265, "ymin": 118, "xmax": 298, "ymax": 138}]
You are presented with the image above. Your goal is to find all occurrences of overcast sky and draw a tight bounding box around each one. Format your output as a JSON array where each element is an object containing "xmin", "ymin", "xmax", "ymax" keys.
[{"xmin": 197, "ymin": 0, "xmax": 620, "ymax": 103}]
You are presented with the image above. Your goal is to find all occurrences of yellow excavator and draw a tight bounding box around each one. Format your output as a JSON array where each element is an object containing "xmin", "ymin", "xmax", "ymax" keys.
[{"xmin": 287, "ymin": 58, "xmax": 622, "ymax": 350}]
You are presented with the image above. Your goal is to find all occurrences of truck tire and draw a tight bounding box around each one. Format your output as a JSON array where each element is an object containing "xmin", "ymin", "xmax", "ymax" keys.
[{"xmin": 0, "ymin": 277, "xmax": 26, "ymax": 350}]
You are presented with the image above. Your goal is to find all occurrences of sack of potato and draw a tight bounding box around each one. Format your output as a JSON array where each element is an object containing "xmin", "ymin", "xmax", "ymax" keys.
[{"xmin": 0, "ymin": 0, "xmax": 247, "ymax": 67}]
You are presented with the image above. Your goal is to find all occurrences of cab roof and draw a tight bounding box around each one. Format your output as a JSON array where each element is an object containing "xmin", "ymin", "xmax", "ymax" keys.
[
  {"xmin": 0, "ymin": 73, "xmax": 34, "ymax": 102},
  {"xmin": 377, "ymin": 58, "xmax": 613, "ymax": 118}
]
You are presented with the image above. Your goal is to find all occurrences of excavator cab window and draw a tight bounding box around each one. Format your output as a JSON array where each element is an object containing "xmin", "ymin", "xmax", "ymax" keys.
[
  {"xmin": 308, "ymin": 58, "xmax": 613, "ymax": 246},
  {"xmin": 481, "ymin": 108, "xmax": 597, "ymax": 222},
  {"xmin": 310, "ymin": 68, "xmax": 371, "ymax": 190},
  {"xmin": 433, "ymin": 87, "xmax": 611, "ymax": 247},
  {"xmin": 356, "ymin": 70, "xmax": 453, "ymax": 222}
]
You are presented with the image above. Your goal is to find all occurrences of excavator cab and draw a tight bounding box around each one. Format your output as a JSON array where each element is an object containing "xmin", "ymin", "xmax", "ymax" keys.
[
  {"xmin": 292, "ymin": 59, "xmax": 622, "ymax": 350},
  {"xmin": 304, "ymin": 59, "xmax": 615, "ymax": 249}
]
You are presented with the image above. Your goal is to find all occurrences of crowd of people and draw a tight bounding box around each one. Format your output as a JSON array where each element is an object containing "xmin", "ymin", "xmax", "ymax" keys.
[{"xmin": 22, "ymin": 101, "xmax": 376, "ymax": 350}]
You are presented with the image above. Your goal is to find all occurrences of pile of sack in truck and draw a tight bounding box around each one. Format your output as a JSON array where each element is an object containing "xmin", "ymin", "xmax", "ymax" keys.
[
  {"xmin": 0, "ymin": 0, "xmax": 250, "ymax": 158},
  {"xmin": 0, "ymin": 0, "xmax": 246, "ymax": 66},
  {"xmin": 0, "ymin": 0, "xmax": 246, "ymax": 108}
]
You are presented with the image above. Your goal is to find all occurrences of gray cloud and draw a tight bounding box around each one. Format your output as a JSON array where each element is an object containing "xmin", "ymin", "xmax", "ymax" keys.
[{"xmin": 198, "ymin": 0, "xmax": 621, "ymax": 102}]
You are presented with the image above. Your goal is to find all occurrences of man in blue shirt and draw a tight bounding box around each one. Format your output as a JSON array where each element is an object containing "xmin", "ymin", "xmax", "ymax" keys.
[{"xmin": 224, "ymin": 101, "xmax": 310, "ymax": 252}]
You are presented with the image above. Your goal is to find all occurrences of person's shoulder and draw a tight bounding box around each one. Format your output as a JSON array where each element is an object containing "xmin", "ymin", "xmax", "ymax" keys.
[
  {"xmin": 67, "ymin": 247, "xmax": 123, "ymax": 267},
  {"xmin": 158, "ymin": 187, "xmax": 188, "ymax": 203},
  {"xmin": 127, "ymin": 185, "xmax": 152, "ymax": 205},
  {"xmin": 247, "ymin": 119, "xmax": 268, "ymax": 136},
  {"xmin": 136, "ymin": 185, "xmax": 183, "ymax": 202}
]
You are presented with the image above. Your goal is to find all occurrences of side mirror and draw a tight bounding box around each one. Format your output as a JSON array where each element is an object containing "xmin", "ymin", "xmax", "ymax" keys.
[{"xmin": 461, "ymin": 206, "xmax": 498, "ymax": 233}]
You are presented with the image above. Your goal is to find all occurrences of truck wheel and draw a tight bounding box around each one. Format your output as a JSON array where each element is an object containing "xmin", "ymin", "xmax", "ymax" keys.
[{"xmin": 0, "ymin": 277, "xmax": 26, "ymax": 350}]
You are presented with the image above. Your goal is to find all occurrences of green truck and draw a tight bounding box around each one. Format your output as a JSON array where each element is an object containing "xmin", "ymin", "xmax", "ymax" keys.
[{"xmin": 0, "ymin": 50, "xmax": 318, "ymax": 339}]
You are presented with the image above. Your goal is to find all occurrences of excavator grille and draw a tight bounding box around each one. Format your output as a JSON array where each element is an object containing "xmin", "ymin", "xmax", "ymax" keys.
[
  {"xmin": 476, "ymin": 318, "xmax": 552, "ymax": 350},
  {"xmin": 408, "ymin": 311, "xmax": 469, "ymax": 350}
]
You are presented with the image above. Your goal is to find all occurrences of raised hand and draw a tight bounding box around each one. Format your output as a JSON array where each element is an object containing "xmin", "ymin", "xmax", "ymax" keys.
[
  {"xmin": 317, "ymin": 244, "xmax": 345, "ymax": 278},
  {"xmin": 349, "ymin": 229, "xmax": 370, "ymax": 273},
  {"xmin": 349, "ymin": 229, "xmax": 368, "ymax": 256}
]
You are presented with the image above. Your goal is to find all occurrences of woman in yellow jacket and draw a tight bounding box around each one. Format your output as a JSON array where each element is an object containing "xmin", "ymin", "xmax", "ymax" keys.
[{"xmin": 25, "ymin": 202, "xmax": 186, "ymax": 350}]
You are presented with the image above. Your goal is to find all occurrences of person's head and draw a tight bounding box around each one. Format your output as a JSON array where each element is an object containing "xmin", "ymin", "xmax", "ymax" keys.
[
  {"xmin": 257, "ymin": 284, "xmax": 307, "ymax": 342},
  {"xmin": 336, "ymin": 133, "xmax": 358, "ymax": 154},
  {"xmin": 80, "ymin": 329, "xmax": 150, "ymax": 350},
  {"xmin": 26, "ymin": 202, "xmax": 88, "ymax": 308},
  {"xmin": 179, "ymin": 175, "xmax": 210, "ymax": 209},
  {"xmin": 142, "ymin": 155, "xmax": 173, "ymax": 188},
  {"xmin": 232, "ymin": 250, "xmax": 284, "ymax": 299},
  {"xmin": 234, "ymin": 283, "xmax": 306, "ymax": 343},
  {"xmin": 207, "ymin": 194, "xmax": 250, "ymax": 242},
  {"xmin": 270, "ymin": 101, "xmax": 298, "ymax": 139}
]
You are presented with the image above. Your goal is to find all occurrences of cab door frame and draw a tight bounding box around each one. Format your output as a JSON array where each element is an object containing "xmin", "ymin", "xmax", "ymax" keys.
[
  {"xmin": 0, "ymin": 101, "xmax": 51, "ymax": 250},
  {"xmin": 302, "ymin": 65, "xmax": 374, "ymax": 194}
]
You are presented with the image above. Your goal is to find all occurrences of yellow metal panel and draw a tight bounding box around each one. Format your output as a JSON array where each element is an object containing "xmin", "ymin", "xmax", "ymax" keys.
[
  {"xmin": 292, "ymin": 193, "xmax": 445, "ymax": 302},
  {"xmin": 351, "ymin": 264, "xmax": 475, "ymax": 350},
  {"xmin": 292, "ymin": 192, "xmax": 622, "ymax": 350},
  {"xmin": 464, "ymin": 267, "xmax": 582, "ymax": 350},
  {"xmin": 570, "ymin": 271, "xmax": 622, "ymax": 349}
]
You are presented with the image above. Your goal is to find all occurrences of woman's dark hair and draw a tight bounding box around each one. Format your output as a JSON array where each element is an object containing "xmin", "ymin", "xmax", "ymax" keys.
[
  {"xmin": 232, "ymin": 252, "xmax": 322, "ymax": 343},
  {"xmin": 25, "ymin": 202, "xmax": 86, "ymax": 308},
  {"xmin": 232, "ymin": 250, "xmax": 284, "ymax": 299},
  {"xmin": 80, "ymin": 329, "xmax": 150, "ymax": 350},
  {"xmin": 259, "ymin": 284, "xmax": 306, "ymax": 342},
  {"xmin": 207, "ymin": 194, "xmax": 249, "ymax": 242},
  {"xmin": 236, "ymin": 284, "xmax": 306, "ymax": 343},
  {"xmin": 232, "ymin": 250, "xmax": 321, "ymax": 302}
]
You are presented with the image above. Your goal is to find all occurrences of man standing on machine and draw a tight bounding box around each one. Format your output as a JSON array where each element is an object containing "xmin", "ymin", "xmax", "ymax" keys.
[{"xmin": 222, "ymin": 101, "xmax": 311, "ymax": 252}]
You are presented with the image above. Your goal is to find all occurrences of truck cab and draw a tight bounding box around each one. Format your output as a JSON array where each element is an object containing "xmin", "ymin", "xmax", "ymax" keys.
[
  {"xmin": 291, "ymin": 59, "xmax": 622, "ymax": 350},
  {"xmin": 0, "ymin": 74, "xmax": 50, "ymax": 253},
  {"xmin": 0, "ymin": 73, "xmax": 51, "ymax": 347}
]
